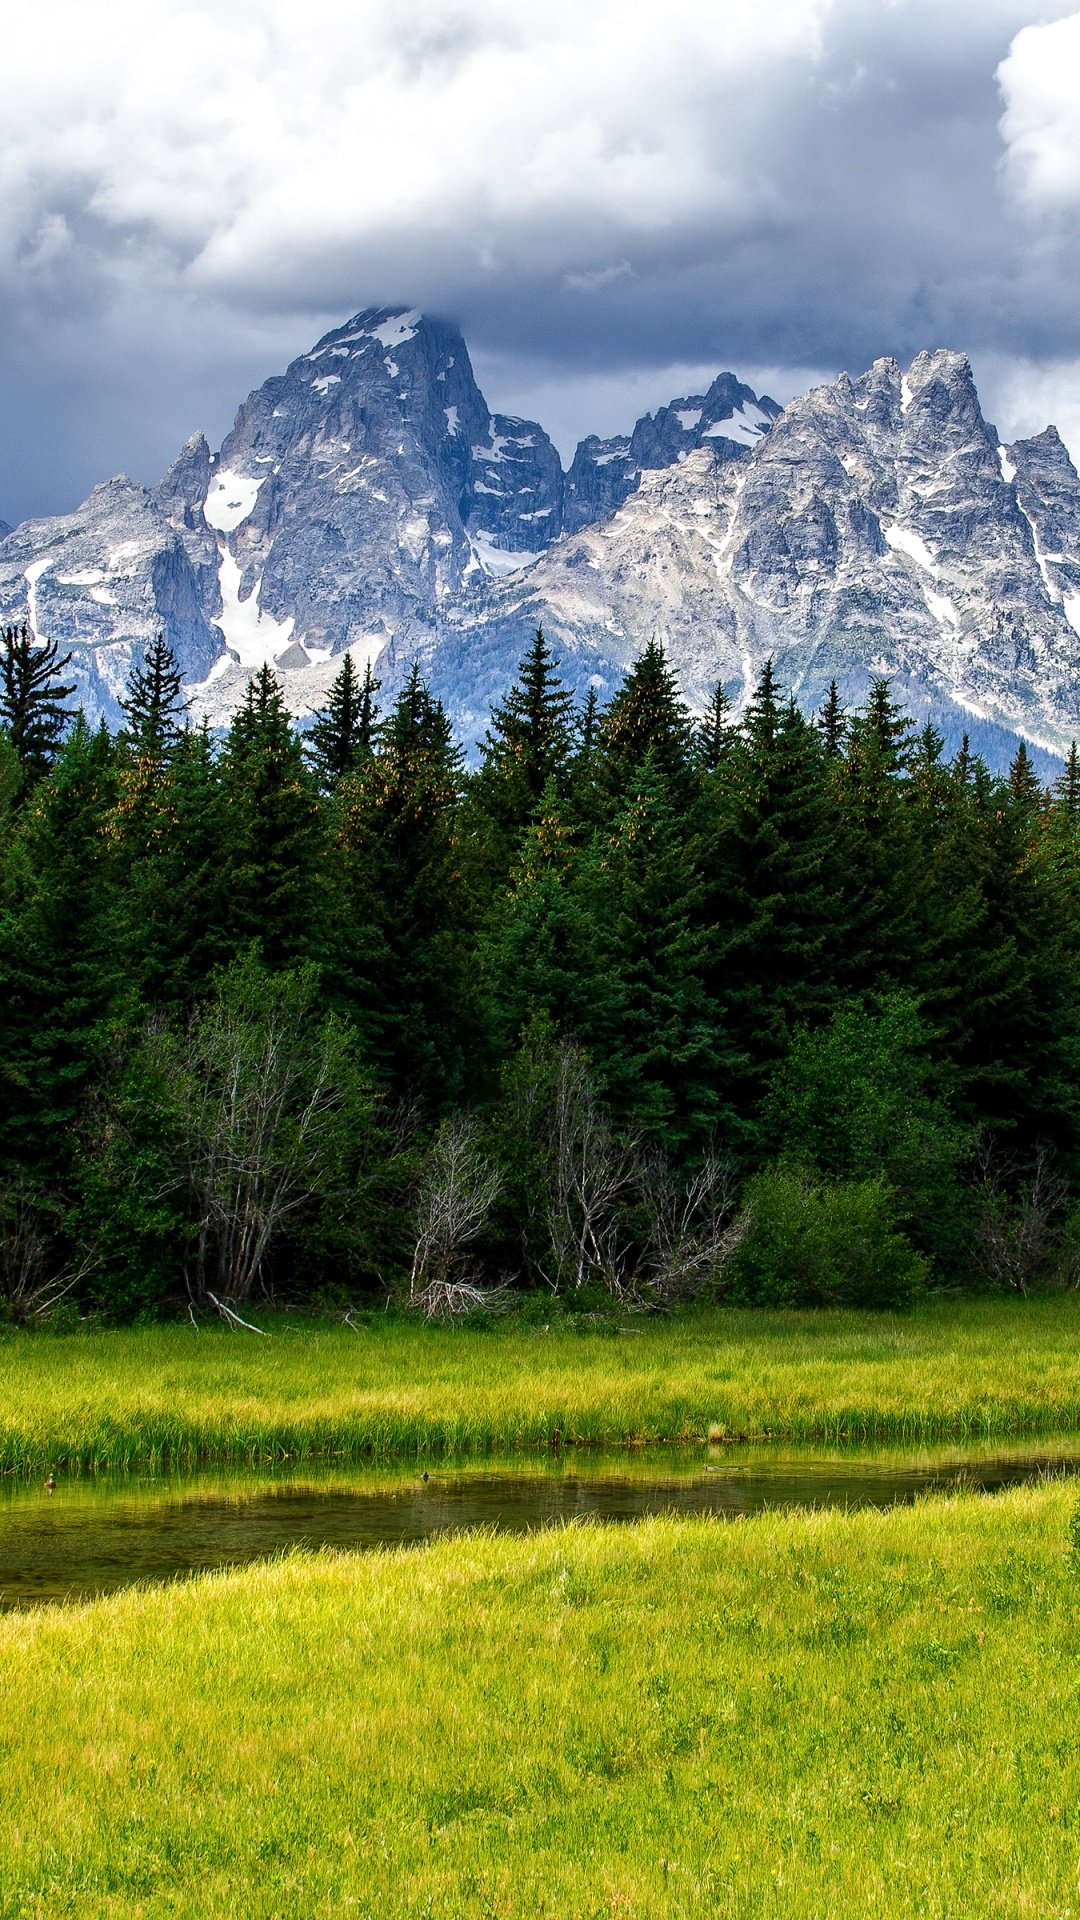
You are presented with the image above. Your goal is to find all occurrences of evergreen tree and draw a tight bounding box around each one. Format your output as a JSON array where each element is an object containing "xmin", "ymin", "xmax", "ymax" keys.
[
  {"xmin": 331, "ymin": 666, "xmax": 480, "ymax": 1105},
  {"xmin": 947, "ymin": 761, "xmax": 1080, "ymax": 1157},
  {"xmin": 221, "ymin": 666, "xmax": 323, "ymax": 969},
  {"xmin": 596, "ymin": 638, "xmax": 695, "ymax": 808},
  {"xmin": 468, "ymin": 630, "xmax": 577, "ymax": 876},
  {"xmin": 588, "ymin": 753, "xmax": 740, "ymax": 1151},
  {"xmin": 566, "ymin": 683, "xmax": 608, "ymax": 834},
  {"xmin": 707, "ymin": 666, "xmax": 843, "ymax": 1085},
  {"xmin": 1056, "ymin": 742, "xmax": 1080, "ymax": 819},
  {"xmin": 833, "ymin": 678, "xmax": 923, "ymax": 992},
  {"xmin": 118, "ymin": 634, "xmax": 187, "ymax": 763},
  {"xmin": 817, "ymin": 681, "xmax": 846, "ymax": 756},
  {"xmin": 695, "ymin": 681, "xmax": 735, "ymax": 774},
  {"xmin": 484, "ymin": 779, "xmax": 608, "ymax": 1048},
  {"xmin": 0, "ymin": 718, "xmax": 123, "ymax": 1177},
  {"xmin": 1008, "ymin": 739, "xmax": 1043, "ymax": 814},
  {"xmin": 0, "ymin": 625, "xmax": 75, "ymax": 794},
  {"xmin": 577, "ymin": 685, "xmax": 600, "ymax": 760},
  {"xmin": 307, "ymin": 655, "xmax": 380, "ymax": 790},
  {"xmin": 118, "ymin": 722, "xmax": 229, "ymax": 1005}
]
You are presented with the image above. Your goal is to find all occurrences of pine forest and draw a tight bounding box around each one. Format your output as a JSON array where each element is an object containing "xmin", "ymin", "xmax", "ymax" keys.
[{"xmin": 3, "ymin": 622, "xmax": 1080, "ymax": 1325}]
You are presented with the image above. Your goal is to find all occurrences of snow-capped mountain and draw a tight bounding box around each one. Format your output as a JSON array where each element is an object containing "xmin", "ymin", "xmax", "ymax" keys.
[
  {"xmin": 2, "ymin": 311, "xmax": 1080, "ymax": 764},
  {"xmin": 438, "ymin": 350, "xmax": 1080, "ymax": 765},
  {"xmin": 0, "ymin": 310, "xmax": 574, "ymax": 724}
]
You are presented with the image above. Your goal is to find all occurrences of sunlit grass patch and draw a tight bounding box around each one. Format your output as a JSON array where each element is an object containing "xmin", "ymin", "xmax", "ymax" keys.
[
  {"xmin": 5, "ymin": 1295, "xmax": 1080, "ymax": 1471},
  {"xmin": 1, "ymin": 1481, "xmax": 1078, "ymax": 1916}
]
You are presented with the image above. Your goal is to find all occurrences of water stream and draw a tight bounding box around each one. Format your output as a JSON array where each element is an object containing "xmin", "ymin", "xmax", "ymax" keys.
[{"xmin": 4, "ymin": 1437, "xmax": 1080, "ymax": 1610}]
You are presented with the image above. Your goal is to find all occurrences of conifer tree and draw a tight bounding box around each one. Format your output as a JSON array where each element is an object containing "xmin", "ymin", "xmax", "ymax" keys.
[
  {"xmin": 817, "ymin": 681, "xmax": 846, "ymax": 757},
  {"xmin": 307, "ymin": 655, "xmax": 379, "ymax": 790},
  {"xmin": 118, "ymin": 634, "xmax": 187, "ymax": 763},
  {"xmin": 589, "ymin": 753, "xmax": 740, "ymax": 1150},
  {"xmin": 468, "ymin": 630, "xmax": 577, "ymax": 879},
  {"xmin": 833, "ymin": 678, "xmax": 923, "ymax": 990},
  {"xmin": 577, "ymin": 685, "xmax": 600, "ymax": 760},
  {"xmin": 0, "ymin": 624, "xmax": 75, "ymax": 794},
  {"xmin": 908, "ymin": 722, "xmax": 950, "ymax": 822},
  {"xmin": 0, "ymin": 718, "xmax": 122, "ymax": 1175},
  {"xmin": 221, "ymin": 666, "xmax": 322, "ymax": 968},
  {"xmin": 1056, "ymin": 742, "xmax": 1080, "ymax": 818},
  {"xmin": 331, "ymin": 665, "xmax": 479, "ymax": 1104},
  {"xmin": 485, "ymin": 779, "xmax": 607, "ymax": 1047},
  {"xmin": 695, "ymin": 681, "xmax": 735, "ymax": 773},
  {"xmin": 566, "ymin": 684, "xmax": 608, "ymax": 833},
  {"xmin": 596, "ymin": 638, "xmax": 695, "ymax": 808},
  {"xmin": 1008, "ymin": 739, "xmax": 1043, "ymax": 814},
  {"xmin": 120, "ymin": 722, "xmax": 229, "ymax": 1004},
  {"xmin": 707, "ymin": 666, "xmax": 843, "ymax": 1078},
  {"xmin": 852, "ymin": 677, "xmax": 916, "ymax": 771}
]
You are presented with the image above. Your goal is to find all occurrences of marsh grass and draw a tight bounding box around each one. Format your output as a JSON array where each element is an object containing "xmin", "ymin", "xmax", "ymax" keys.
[
  {"xmin": 1, "ymin": 1481, "xmax": 1078, "ymax": 1916},
  {"xmin": 6, "ymin": 1296, "xmax": 1080, "ymax": 1471}
]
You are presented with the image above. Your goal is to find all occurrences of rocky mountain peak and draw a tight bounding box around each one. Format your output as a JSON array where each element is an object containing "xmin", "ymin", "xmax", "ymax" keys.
[
  {"xmin": 154, "ymin": 433, "xmax": 212, "ymax": 532},
  {"xmin": 4, "ymin": 318, "xmax": 1080, "ymax": 769},
  {"xmin": 450, "ymin": 348, "xmax": 1080, "ymax": 767}
]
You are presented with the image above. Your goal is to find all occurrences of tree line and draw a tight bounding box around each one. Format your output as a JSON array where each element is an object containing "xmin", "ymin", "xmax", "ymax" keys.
[{"xmin": 2, "ymin": 620, "xmax": 1079, "ymax": 1323}]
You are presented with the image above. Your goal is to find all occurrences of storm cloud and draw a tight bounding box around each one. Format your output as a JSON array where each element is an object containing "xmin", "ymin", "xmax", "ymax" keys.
[{"xmin": 3, "ymin": 0, "xmax": 1080, "ymax": 522}]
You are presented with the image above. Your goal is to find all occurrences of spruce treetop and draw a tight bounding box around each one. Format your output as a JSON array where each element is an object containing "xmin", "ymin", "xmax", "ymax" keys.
[
  {"xmin": 0, "ymin": 624, "xmax": 75, "ymax": 794},
  {"xmin": 817, "ymin": 681, "xmax": 846, "ymax": 757},
  {"xmin": 118, "ymin": 634, "xmax": 187, "ymax": 763},
  {"xmin": 480, "ymin": 628, "xmax": 576, "ymax": 800},
  {"xmin": 1054, "ymin": 742, "xmax": 1080, "ymax": 819},
  {"xmin": 307, "ymin": 654, "xmax": 380, "ymax": 790},
  {"xmin": 597, "ymin": 638, "xmax": 694, "ymax": 800},
  {"xmin": 1008, "ymin": 739, "xmax": 1044, "ymax": 813},
  {"xmin": 695, "ymin": 681, "xmax": 735, "ymax": 773}
]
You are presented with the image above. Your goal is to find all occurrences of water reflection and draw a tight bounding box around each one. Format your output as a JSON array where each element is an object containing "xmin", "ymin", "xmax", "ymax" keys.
[{"xmin": 3, "ymin": 1436, "xmax": 1079, "ymax": 1610}]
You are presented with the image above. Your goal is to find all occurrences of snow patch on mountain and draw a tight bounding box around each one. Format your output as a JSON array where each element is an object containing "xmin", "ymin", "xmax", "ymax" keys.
[
  {"xmin": 212, "ymin": 548, "xmax": 295, "ymax": 670},
  {"xmin": 204, "ymin": 471, "xmax": 264, "ymax": 532}
]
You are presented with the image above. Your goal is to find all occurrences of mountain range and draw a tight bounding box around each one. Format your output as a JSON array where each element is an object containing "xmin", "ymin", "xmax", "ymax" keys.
[{"xmin": 3, "ymin": 306, "xmax": 1080, "ymax": 768}]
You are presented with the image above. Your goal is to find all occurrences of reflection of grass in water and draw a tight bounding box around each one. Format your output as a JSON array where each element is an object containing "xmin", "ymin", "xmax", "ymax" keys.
[
  {"xmin": 10, "ymin": 1432, "xmax": 1080, "ymax": 1519},
  {"xmin": 0, "ymin": 1482, "xmax": 1077, "ymax": 1917},
  {"xmin": 6, "ymin": 1296, "xmax": 1080, "ymax": 1471}
]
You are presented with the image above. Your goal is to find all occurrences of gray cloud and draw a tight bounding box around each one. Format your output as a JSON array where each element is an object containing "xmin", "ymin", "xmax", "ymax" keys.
[{"xmin": 2, "ymin": 0, "xmax": 1080, "ymax": 525}]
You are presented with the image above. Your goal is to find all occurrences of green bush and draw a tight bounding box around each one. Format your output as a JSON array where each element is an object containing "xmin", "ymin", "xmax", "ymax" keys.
[
  {"xmin": 765, "ymin": 994, "xmax": 975, "ymax": 1285},
  {"xmin": 730, "ymin": 1165, "xmax": 928, "ymax": 1310}
]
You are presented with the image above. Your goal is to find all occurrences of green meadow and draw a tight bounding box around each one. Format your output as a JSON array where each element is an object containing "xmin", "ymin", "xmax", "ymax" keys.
[
  {"xmin": 5, "ymin": 1295, "xmax": 1080, "ymax": 1472},
  {"xmin": 1, "ymin": 1480, "xmax": 1078, "ymax": 1918},
  {"xmin": 7, "ymin": 1300, "xmax": 1080, "ymax": 1915}
]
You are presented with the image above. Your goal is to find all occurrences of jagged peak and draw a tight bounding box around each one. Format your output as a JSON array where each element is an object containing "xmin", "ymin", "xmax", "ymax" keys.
[{"xmin": 85, "ymin": 473, "xmax": 149, "ymax": 505}]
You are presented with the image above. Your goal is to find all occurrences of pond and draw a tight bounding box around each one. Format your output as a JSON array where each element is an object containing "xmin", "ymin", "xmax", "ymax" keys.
[{"xmin": 4, "ymin": 1436, "xmax": 1080, "ymax": 1610}]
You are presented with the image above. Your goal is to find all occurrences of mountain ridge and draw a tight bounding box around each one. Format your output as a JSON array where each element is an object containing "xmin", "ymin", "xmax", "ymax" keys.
[{"xmin": 1, "ymin": 310, "xmax": 1079, "ymax": 768}]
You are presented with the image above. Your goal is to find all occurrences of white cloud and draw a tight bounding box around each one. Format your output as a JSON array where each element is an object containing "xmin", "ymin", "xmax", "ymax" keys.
[
  {"xmin": 973, "ymin": 350, "xmax": 1080, "ymax": 472},
  {"xmin": 7, "ymin": 0, "xmax": 1080, "ymax": 526},
  {"xmin": 0, "ymin": 0, "xmax": 832, "ymax": 301},
  {"xmin": 998, "ymin": 10, "xmax": 1080, "ymax": 215}
]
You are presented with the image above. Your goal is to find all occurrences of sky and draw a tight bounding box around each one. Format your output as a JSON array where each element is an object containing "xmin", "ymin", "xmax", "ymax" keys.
[{"xmin": 4, "ymin": 0, "xmax": 1080, "ymax": 524}]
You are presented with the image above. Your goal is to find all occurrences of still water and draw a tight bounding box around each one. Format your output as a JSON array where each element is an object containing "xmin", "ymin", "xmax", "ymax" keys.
[{"xmin": 4, "ymin": 1438, "xmax": 1080, "ymax": 1610}]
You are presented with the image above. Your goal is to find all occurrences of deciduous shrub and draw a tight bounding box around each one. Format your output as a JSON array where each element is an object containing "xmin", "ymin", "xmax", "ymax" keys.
[{"xmin": 729, "ymin": 1165, "xmax": 927, "ymax": 1309}]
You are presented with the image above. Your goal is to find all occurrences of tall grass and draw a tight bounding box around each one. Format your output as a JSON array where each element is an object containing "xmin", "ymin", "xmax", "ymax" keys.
[
  {"xmin": 1, "ymin": 1481, "xmax": 1077, "ymax": 1916},
  {"xmin": 7, "ymin": 1295, "xmax": 1080, "ymax": 1471}
]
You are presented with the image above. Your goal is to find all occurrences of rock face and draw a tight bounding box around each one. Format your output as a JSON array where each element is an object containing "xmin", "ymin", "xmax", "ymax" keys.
[
  {"xmin": 0, "ymin": 471, "xmax": 220, "ymax": 713},
  {"xmin": 446, "ymin": 350, "xmax": 1080, "ymax": 764},
  {"xmin": 2, "ymin": 317, "xmax": 1080, "ymax": 765},
  {"xmin": 0, "ymin": 309, "xmax": 574, "ymax": 725},
  {"xmin": 562, "ymin": 372, "xmax": 779, "ymax": 534}
]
